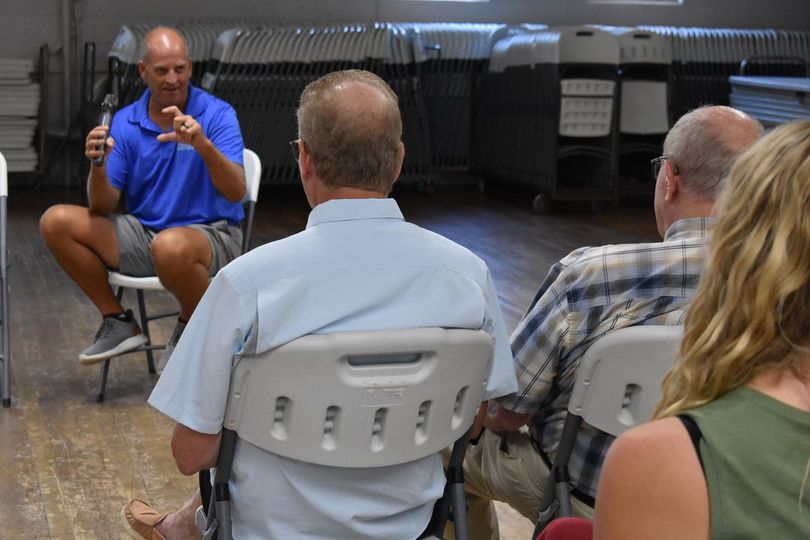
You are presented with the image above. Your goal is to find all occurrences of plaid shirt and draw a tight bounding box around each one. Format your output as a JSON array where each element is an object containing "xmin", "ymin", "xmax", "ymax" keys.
[{"xmin": 498, "ymin": 217, "xmax": 713, "ymax": 499}]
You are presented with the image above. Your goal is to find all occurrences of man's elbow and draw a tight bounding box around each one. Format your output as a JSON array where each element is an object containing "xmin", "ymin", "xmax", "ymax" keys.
[
  {"xmin": 226, "ymin": 186, "xmax": 246, "ymax": 203},
  {"xmin": 221, "ymin": 176, "xmax": 246, "ymax": 203},
  {"xmin": 86, "ymin": 191, "xmax": 114, "ymax": 215},
  {"xmin": 170, "ymin": 426, "xmax": 221, "ymax": 475},
  {"xmin": 223, "ymin": 162, "xmax": 247, "ymax": 203},
  {"xmin": 87, "ymin": 201, "xmax": 114, "ymax": 217},
  {"xmin": 174, "ymin": 457, "xmax": 201, "ymax": 476},
  {"xmin": 171, "ymin": 439, "xmax": 205, "ymax": 475}
]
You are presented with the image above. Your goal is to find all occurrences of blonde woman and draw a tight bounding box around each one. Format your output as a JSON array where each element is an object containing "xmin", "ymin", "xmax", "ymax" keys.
[{"xmin": 594, "ymin": 120, "xmax": 810, "ymax": 539}]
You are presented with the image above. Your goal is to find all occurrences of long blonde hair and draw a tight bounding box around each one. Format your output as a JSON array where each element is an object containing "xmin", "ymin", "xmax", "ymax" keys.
[{"xmin": 654, "ymin": 120, "xmax": 810, "ymax": 418}]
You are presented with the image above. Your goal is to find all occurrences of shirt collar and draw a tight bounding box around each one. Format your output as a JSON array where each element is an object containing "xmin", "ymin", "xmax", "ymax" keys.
[
  {"xmin": 663, "ymin": 217, "xmax": 716, "ymax": 242},
  {"xmin": 306, "ymin": 198, "xmax": 404, "ymax": 229},
  {"xmin": 128, "ymin": 83, "xmax": 206, "ymax": 130}
]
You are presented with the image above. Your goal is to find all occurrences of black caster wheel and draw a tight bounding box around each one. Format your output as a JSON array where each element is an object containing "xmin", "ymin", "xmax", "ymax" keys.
[{"xmin": 532, "ymin": 192, "xmax": 550, "ymax": 214}]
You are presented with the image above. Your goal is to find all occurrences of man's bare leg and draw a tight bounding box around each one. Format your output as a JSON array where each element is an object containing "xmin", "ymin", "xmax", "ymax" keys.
[
  {"xmin": 39, "ymin": 204, "xmax": 124, "ymax": 315},
  {"xmin": 155, "ymin": 490, "xmax": 203, "ymax": 540},
  {"xmin": 151, "ymin": 227, "xmax": 213, "ymax": 321}
]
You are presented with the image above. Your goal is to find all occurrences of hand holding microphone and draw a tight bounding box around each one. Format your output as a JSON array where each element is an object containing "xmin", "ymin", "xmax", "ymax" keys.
[{"xmin": 88, "ymin": 94, "xmax": 117, "ymax": 167}]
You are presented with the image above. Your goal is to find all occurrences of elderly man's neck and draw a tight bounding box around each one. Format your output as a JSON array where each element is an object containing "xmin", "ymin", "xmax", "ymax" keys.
[
  {"xmin": 674, "ymin": 198, "xmax": 715, "ymax": 222},
  {"xmin": 312, "ymin": 183, "xmax": 389, "ymax": 206},
  {"xmin": 662, "ymin": 197, "xmax": 716, "ymax": 236}
]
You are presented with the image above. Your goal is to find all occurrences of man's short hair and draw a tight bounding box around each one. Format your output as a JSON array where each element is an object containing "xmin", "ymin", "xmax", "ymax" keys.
[
  {"xmin": 296, "ymin": 70, "xmax": 402, "ymax": 193},
  {"xmin": 663, "ymin": 105, "xmax": 763, "ymax": 198}
]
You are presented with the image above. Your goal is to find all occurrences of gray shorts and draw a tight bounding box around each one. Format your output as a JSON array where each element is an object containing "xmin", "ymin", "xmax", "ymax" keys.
[{"xmin": 112, "ymin": 214, "xmax": 243, "ymax": 277}]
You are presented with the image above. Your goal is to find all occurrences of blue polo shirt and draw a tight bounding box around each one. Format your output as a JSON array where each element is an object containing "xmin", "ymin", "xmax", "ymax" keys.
[{"xmin": 107, "ymin": 84, "xmax": 245, "ymax": 230}]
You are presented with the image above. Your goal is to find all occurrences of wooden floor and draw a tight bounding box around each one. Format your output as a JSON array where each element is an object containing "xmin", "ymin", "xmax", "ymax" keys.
[{"xmin": 0, "ymin": 182, "xmax": 657, "ymax": 539}]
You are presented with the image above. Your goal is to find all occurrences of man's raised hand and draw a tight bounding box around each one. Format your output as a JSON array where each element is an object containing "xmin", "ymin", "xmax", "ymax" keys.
[{"xmin": 156, "ymin": 106, "xmax": 202, "ymax": 147}]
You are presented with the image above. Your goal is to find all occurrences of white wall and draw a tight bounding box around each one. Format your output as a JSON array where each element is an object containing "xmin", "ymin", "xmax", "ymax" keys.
[{"xmin": 4, "ymin": 0, "xmax": 810, "ymax": 126}]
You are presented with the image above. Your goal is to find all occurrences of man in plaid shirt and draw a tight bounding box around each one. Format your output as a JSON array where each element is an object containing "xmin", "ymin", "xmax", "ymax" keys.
[{"xmin": 457, "ymin": 106, "xmax": 763, "ymax": 540}]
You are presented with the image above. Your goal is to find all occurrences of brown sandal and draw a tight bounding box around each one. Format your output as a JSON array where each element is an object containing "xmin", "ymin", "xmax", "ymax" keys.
[{"xmin": 121, "ymin": 499, "xmax": 169, "ymax": 540}]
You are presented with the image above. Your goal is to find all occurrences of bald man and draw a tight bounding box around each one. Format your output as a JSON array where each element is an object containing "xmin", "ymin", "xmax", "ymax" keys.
[
  {"xmin": 123, "ymin": 70, "xmax": 517, "ymax": 539},
  {"xmin": 457, "ymin": 106, "xmax": 764, "ymax": 540},
  {"xmin": 40, "ymin": 27, "xmax": 246, "ymax": 370}
]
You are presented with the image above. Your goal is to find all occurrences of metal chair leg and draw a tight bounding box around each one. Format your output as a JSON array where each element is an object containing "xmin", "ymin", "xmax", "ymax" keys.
[
  {"xmin": 419, "ymin": 428, "xmax": 473, "ymax": 539},
  {"xmin": 1, "ymin": 272, "xmax": 10, "ymax": 408},
  {"xmin": 96, "ymin": 286, "xmax": 156, "ymax": 401},
  {"xmin": 449, "ymin": 480, "xmax": 469, "ymax": 540},
  {"xmin": 96, "ymin": 359, "xmax": 110, "ymax": 402},
  {"xmin": 135, "ymin": 290, "xmax": 156, "ymax": 373},
  {"xmin": 1, "ymin": 197, "xmax": 10, "ymax": 408}
]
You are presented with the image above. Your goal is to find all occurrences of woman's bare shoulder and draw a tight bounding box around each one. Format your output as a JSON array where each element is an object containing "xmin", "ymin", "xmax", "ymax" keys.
[{"xmin": 594, "ymin": 417, "xmax": 709, "ymax": 540}]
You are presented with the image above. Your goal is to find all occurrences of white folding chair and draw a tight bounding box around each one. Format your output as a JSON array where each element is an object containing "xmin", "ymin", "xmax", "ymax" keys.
[
  {"xmin": 533, "ymin": 325, "xmax": 683, "ymax": 536},
  {"xmin": 196, "ymin": 327, "xmax": 494, "ymax": 540},
  {"xmin": 0, "ymin": 152, "xmax": 10, "ymax": 408},
  {"xmin": 96, "ymin": 148, "xmax": 262, "ymax": 402}
]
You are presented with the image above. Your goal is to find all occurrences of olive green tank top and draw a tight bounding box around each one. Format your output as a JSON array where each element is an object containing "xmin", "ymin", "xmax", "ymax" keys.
[{"xmin": 685, "ymin": 386, "xmax": 810, "ymax": 539}]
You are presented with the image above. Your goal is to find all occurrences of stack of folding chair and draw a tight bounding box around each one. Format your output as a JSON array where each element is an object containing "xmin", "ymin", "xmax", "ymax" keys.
[
  {"xmin": 404, "ymin": 23, "xmax": 502, "ymax": 172},
  {"xmin": 202, "ymin": 23, "xmax": 432, "ymax": 185}
]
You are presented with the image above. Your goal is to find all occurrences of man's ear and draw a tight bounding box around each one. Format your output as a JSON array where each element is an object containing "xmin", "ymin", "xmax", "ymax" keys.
[
  {"xmin": 664, "ymin": 161, "xmax": 680, "ymax": 201},
  {"xmin": 298, "ymin": 140, "xmax": 314, "ymax": 179},
  {"xmin": 391, "ymin": 142, "xmax": 405, "ymax": 186},
  {"xmin": 138, "ymin": 60, "xmax": 146, "ymax": 79}
]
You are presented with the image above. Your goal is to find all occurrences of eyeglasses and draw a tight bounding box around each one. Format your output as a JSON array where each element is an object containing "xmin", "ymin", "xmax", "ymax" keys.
[
  {"xmin": 650, "ymin": 156, "xmax": 680, "ymax": 180},
  {"xmin": 289, "ymin": 139, "xmax": 301, "ymax": 163}
]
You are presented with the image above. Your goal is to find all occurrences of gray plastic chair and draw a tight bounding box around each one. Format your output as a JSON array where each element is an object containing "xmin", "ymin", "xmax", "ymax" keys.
[
  {"xmin": 0, "ymin": 151, "xmax": 10, "ymax": 407},
  {"xmin": 533, "ymin": 325, "xmax": 684, "ymax": 537},
  {"xmin": 97, "ymin": 148, "xmax": 262, "ymax": 402},
  {"xmin": 196, "ymin": 327, "xmax": 494, "ymax": 540}
]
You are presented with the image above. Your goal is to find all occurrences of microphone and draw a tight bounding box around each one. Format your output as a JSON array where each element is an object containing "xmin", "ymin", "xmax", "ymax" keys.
[{"xmin": 93, "ymin": 94, "xmax": 118, "ymax": 167}]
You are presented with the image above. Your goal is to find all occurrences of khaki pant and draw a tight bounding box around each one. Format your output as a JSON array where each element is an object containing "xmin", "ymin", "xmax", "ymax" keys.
[{"xmin": 444, "ymin": 429, "xmax": 593, "ymax": 540}]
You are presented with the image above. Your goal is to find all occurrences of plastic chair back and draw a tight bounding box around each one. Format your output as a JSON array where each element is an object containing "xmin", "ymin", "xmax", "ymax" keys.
[
  {"xmin": 224, "ymin": 327, "xmax": 493, "ymax": 467},
  {"xmin": 240, "ymin": 148, "xmax": 261, "ymax": 252},
  {"xmin": 200, "ymin": 327, "xmax": 493, "ymax": 540},
  {"xmin": 0, "ymin": 151, "xmax": 10, "ymax": 407},
  {"xmin": 569, "ymin": 325, "xmax": 683, "ymax": 436},
  {"xmin": 533, "ymin": 325, "xmax": 683, "ymax": 535}
]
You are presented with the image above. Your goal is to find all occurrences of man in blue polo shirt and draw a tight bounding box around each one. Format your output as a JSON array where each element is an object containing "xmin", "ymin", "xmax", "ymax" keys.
[{"xmin": 40, "ymin": 26, "xmax": 246, "ymax": 370}]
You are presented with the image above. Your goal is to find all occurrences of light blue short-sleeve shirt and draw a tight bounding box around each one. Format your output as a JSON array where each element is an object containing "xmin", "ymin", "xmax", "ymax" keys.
[{"xmin": 149, "ymin": 198, "xmax": 517, "ymax": 539}]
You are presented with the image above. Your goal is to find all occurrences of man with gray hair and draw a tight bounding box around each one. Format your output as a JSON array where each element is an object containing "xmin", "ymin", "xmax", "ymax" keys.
[
  {"xmin": 124, "ymin": 69, "xmax": 517, "ymax": 539},
  {"xmin": 456, "ymin": 106, "xmax": 763, "ymax": 539}
]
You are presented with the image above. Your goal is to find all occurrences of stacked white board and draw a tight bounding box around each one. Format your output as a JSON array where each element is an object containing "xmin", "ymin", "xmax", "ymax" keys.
[
  {"xmin": 730, "ymin": 76, "xmax": 810, "ymax": 127},
  {"xmin": 0, "ymin": 59, "xmax": 39, "ymax": 172}
]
